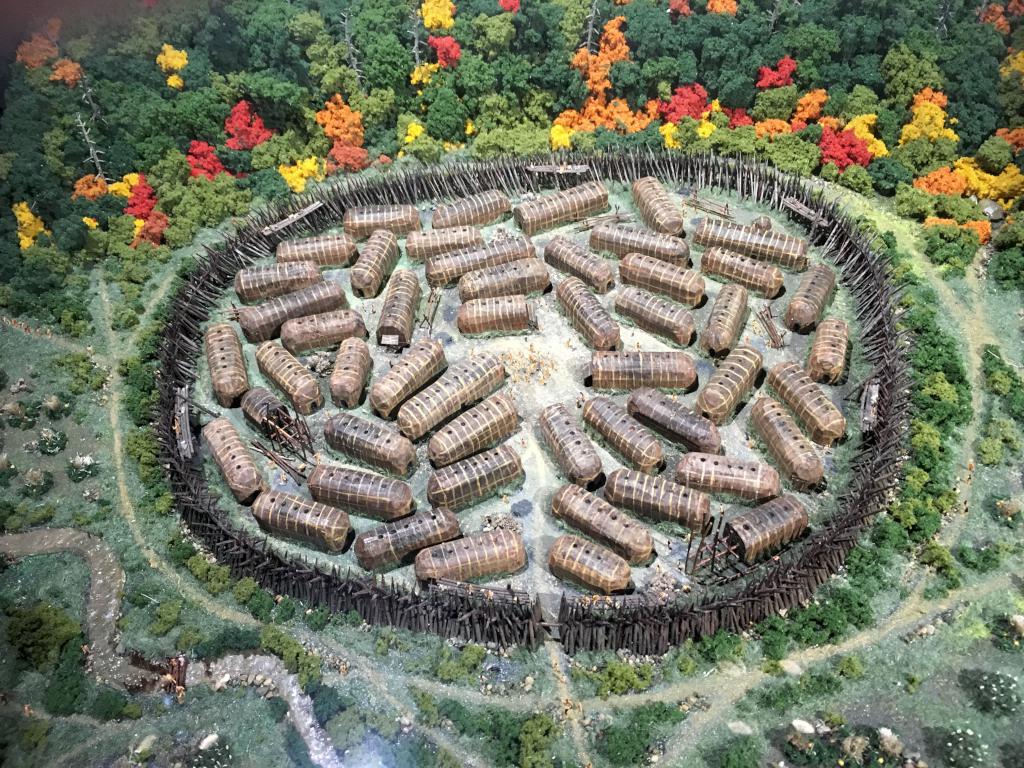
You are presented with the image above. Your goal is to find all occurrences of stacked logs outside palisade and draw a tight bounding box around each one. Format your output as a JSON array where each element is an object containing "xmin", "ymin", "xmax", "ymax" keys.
[{"xmin": 184, "ymin": 157, "xmax": 877, "ymax": 651}]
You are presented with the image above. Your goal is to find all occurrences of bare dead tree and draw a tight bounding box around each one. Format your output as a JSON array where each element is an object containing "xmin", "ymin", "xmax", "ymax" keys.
[
  {"xmin": 767, "ymin": 0, "xmax": 800, "ymax": 33},
  {"xmin": 75, "ymin": 112, "xmax": 108, "ymax": 182},
  {"xmin": 78, "ymin": 75, "xmax": 105, "ymax": 125},
  {"xmin": 340, "ymin": 12, "xmax": 364, "ymax": 88},
  {"xmin": 935, "ymin": 0, "xmax": 954, "ymax": 39},
  {"xmin": 584, "ymin": 0, "xmax": 600, "ymax": 54},
  {"xmin": 409, "ymin": 5, "xmax": 423, "ymax": 67}
]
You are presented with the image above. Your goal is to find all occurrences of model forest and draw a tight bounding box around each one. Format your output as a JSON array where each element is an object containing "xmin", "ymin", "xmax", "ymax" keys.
[{"xmin": 0, "ymin": 0, "xmax": 1021, "ymax": 766}]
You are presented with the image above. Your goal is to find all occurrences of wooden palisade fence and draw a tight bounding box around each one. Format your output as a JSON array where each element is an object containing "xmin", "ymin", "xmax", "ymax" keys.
[{"xmin": 154, "ymin": 150, "xmax": 909, "ymax": 654}]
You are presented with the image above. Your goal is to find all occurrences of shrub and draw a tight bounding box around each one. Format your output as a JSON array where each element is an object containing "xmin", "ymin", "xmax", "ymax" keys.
[
  {"xmin": 932, "ymin": 194, "xmax": 985, "ymax": 224},
  {"xmin": 893, "ymin": 183, "xmax": 935, "ymax": 219},
  {"xmin": 166, "ymin": 534, "xmax": 197, "ymax": 566},
  {"xmin": 962, "ymin": 670, "xmax": 1021, "ymax": 715},
  {"xmin": 410, "ymin": 687, "xmax": 440, "ymax": 727},
  {"xmin": 435, "ymin": 643, "xmax": 487, "ymax": 684},
  {"xmin": 43, "ymin": 637, "xmax": 89, "ymax": 715},
  {"xmin": 175, "ymin": 626, "xmax": 204, "ymax": 651},
  {"xmin": 305, "ymin": 607, "xmax": 329, "ymax": 631},
  {"xmin": 248, "ymin": 589, "xmax": 276, "ymax": 622},
  {"xmin": 194, "ymin": 625, "xmax": 260, "ymax": 659},
  {"xmin": 53, "ymin": 353, "xmax": 107, "ymax": 394},
  {"xmin": 93, "ymin": 687, "xmax": 130, "ymax": 720},
  {"xmin": 867, "ymin": 157, "xmax": 913, "ymax": 195},
  {"xmin": 598, "ymin": 703, "xmax": 684, "ymax": 766},
  {"xmin": 232, "ymin": 577, "xmax": 259, "ymax": 605},
  {"xmin": 707, "ymin": 735, "xmax": 763, "ymax": 768},
  {"xmin": 5, "ymin": 601, "xmax": 81, "ymax": 668},
  {"xmin": 975, "ymin": 135, "xmax": 1014, "ymax": 174},
  {"xmin": 517, "ymin": 713, "xmax": 558, "ymax": 768},
  {"xmin": 698, "ymin": 630, "xmax": 744, "ymax": 664},
  {"xmin": 311, "ymin": 683, "xmax": 353, "ymax": 725},
  {"xmin": 921, "ymin": 223, "xmax": 979, "ymax": 276},
  {"xmin": 436, "ymin": 699, "xmax": 528, "ymax": 766},
  {"xmin": 944, "ymin": 727, "xmax": 991, "ymax": 768},
  {"xmin": 18, "ymin": 719, "xmax": 50, "ymax": 752},
  {"xmin": 954, "ymin": 542, "xmax": 1004, "ymax": 573},
  {"xmin": 989, "ymin": 247, "xmax": 1024, "ymax": 290},
  {"xmin": 578, "ymin": 659, "xmax": 655, "ymax": 698},
  {"xmin": 757, "ymin": 615, "xmax": 791, "ymax": 661},
  {"xmin": 37, "ymin": 428, "xmax": 67, "ymax": 455},
  {"xmin": 919, "ymin": 541, "xmax": 961, "ymax": 589},
  {"xmin": 838, "ymin": 164, "xmax": 874, "ymax": 195},
  {"xmin": 836, "ymin": 654, "xmax": 865, "ymax": 680},
  {"xmin": 148, "ymin": 599, "xmax": 182, "ymax": 637},
  {"xmin": 260, "ymin": 626, "xmax": 321, "ymax": 690},
  {"xmin": 274, "ymin": 596, "xmax": 298, "ymax": 624}
]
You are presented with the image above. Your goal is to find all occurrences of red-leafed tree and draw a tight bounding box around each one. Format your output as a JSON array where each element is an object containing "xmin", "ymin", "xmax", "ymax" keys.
[
  {"xmin": 668, "ymin": 0, "xmax": 692, "ymax": 16},
  {"xmin": 428, "ymin": 35, "xmax": 462, "ymax": 67},
  {"xmin": 498, "ymin": 0, "xmax": 519, "ymax": 12},
  {"xmin": 657, "ymin": 84, "xmax": 708, "ymax": 122},
  {"xmin": 328, "ymin": 144, "xmax": 370, "ymax": 173},
  {"xmin": 724, "ymin": 107, "xmax": 753, "ymax": 127},
  {"xmin": 224, "ymin": 100, "xmax": 273, "ymax": 150},
  {"xmin": 186, "ymin": 140, "xmax": 227, "ymax": 179},
  {"xmin": 756, "ymin": 56, "xmax": 798, "ymax": 88},
  {"xmin": 133, "ymin": 210, "xmax": 169, "ymax": 247},
  {"xmin": 819, "ymin": 127, "xmax": 872, "ymax": 170},
  {"xmin": 123, "ymin": 174, "xmax": 157, "ymax": 219}
]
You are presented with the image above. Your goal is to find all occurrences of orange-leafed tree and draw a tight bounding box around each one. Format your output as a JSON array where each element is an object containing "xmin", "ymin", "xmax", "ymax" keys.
[
  {"xmin": 50, "ymin": 59, "xmax": 83, "ymax": 87},
  {"xmin": 793, "ymin": 89, "xmax": 827, "ymax": 122},
  {"xmin": 668, "ymin": 0, "xmax": 692, "ymax": 17},
  {"xmin": 707, "ymin": 0, "xmax": 738, "ymax": 15},
  {"xmin": 316, "ymin": 94, "xmax": 364, "ymax": 148},
  {"xmin": 755, "ymin": 119, "xmax": 792, "ymax": 139},
  {"xmin": 16, "ymin": 19, "xmax": 61, "ymax": 69},
  {"xmin": 72, "ymin": 174, "xmax": 108, "ymax": 201},
  {"xmin": 913, "ymin": 166, "xmax": 968, "ymax": 196},
  {"xmin": 554, "ymin": 17, "xmax": 659, "ymax": 134},
  {"xmin": 980, "ymin": 3, "xmax": 1011, "ymax": 33},
  {"xmin": 996, "ymin": 127, "xmax": 1024, "ymax": 150},
  {"xmin": 913, "ymin": 88, "xmax": 948, "ymax": 109}
]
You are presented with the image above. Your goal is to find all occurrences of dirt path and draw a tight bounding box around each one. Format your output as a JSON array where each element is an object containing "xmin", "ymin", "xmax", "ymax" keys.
[
  {"xmin": 129, "ymin": 268, "xmax": 179, "ymax": 346},
  {"xmin": 187, "ymin": 654, "xmax": 342, "ymax": 768},
  {"xmin": 96, "ymin": 279, "xmax": 257, "ymax": 629},
  {"xmin": 299, "ymin": 631, "xmax": 487, "ymax": 768},
  {"xmin": 0, "ymin": 528, "xmax": 139, "ymax": 687},
  {"xmin": 608, "ymin": 561, "xmax": 1012, "ymax": 766},
  {"xmin": 0, "ymin": 527, "xmax": 342, "ymax": 767}
]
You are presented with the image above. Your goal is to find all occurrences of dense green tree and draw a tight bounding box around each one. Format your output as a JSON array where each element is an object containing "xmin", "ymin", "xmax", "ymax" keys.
[
  {"xmin": 758, "ymin": 134, "xmax": 821, "ymax": 176},
  {"xmin": 5, "ymin": 602, "xmax": 81, "ymax": 668},
  {"xmin": 867, "ymin": 157, "xmax": 914, "ymax": 195},
  {"xmin": 453, "ymin": 54, "xmax": 497, "ymax": 113},
  {"xmin": 751, "ymin": 84, "xmax": 799, "ymax": 121},
  {"xmin": 889, "ymin": 136, "xmax": 958, "ymax": 176},
  {"xmin": 470, "ymin": 13, "xmax": 517, "ymax": 60},
  {"xmin": 471, "ymin": 123, "xmax": 549, "ymax": 159},
  {"xmin": 975, "ymin": 135, "xmax": 1014, "ymax": 174},
  {"xmin": 938, "ymin": 24, "xmax": 1003, "ymax": 153},
  {"xmin": 426, "ymin": 87, "xmax": 470, "ymax": 142},
  {"xmin": 881, "ymin": 43, "xmax": 943, "ymax": 108},
  {"xmin": 43, "ymin": 637, "xmax": 89, "ymax": 715},
  {"xmin": 782, "ymin": 23, "xmax": 841, "ymax": 88}
]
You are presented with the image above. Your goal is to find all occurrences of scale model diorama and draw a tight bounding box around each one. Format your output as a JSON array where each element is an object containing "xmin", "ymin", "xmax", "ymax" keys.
[{"xmin": 0, "ymin": 0, "xmax": 1021, "ymax": 766}]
